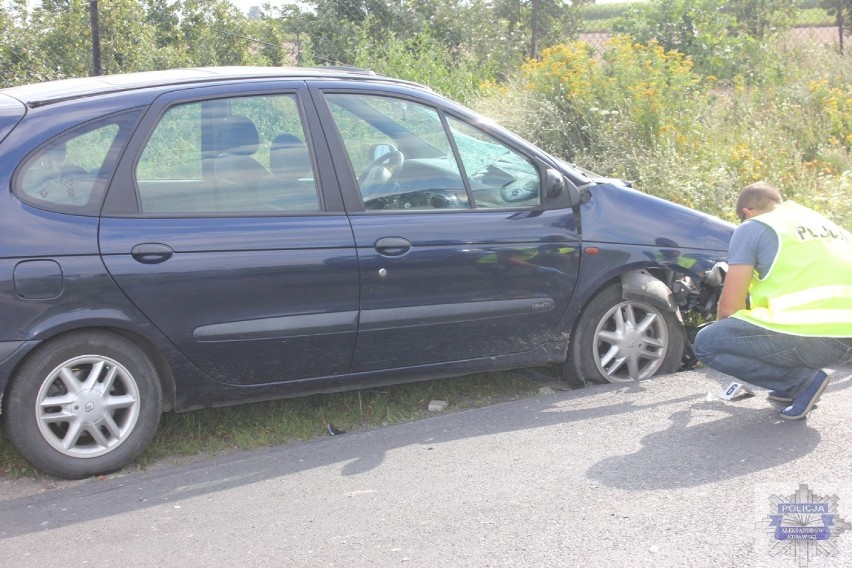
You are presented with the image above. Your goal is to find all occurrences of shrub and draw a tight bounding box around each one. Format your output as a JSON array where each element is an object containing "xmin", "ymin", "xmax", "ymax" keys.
[
  {"xmin": 349, "ymin": 26, "xmax": 497, "ymax": 104},
  {"xmin": 518, "ymin": 36, "xmax": 707, "ymax": 165}
]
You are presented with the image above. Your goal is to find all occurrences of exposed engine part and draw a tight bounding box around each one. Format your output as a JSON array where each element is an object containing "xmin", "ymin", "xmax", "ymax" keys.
[
  {"xmin": 677, "ymin": 261, "xmax": 728, "ymax": 370},
  {"xmin": 704, "ymin": 261, "xmax": 728, "ymax": 287}
]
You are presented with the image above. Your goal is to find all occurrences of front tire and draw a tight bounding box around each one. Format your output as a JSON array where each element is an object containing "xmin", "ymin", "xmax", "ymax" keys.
[
  {"xmin": 563, "ymin": 283, "xmax": 684, "ymax": 385},
  {"xmin": 3, "ymin": 331, "xmax": 162, "ymax": 479}
]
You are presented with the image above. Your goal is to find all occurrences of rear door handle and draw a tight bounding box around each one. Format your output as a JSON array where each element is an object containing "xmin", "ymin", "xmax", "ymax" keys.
[
  {"xmin": 131, "ymin": 243, "xmax": 174, "ymax": 264},
  {"xmin": 374, "ymin": 237, "xmax": 411, "ymax": 257}
]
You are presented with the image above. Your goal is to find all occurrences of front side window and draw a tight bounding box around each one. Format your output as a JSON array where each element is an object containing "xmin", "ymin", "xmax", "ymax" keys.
[
  {"xmin": 325, "ymin": 93, "xmax": 470, "ymax": 211},
  {"xmin": 16, "ymin": 111, "xmax": 140, "ymax": 215},
  {"xmin": 136, "ymin": 94, "xmax": 319, "ymax": 215},
  {"xmin": 324, "ymin": 92, "xmax": 541, "ymax": 211}
]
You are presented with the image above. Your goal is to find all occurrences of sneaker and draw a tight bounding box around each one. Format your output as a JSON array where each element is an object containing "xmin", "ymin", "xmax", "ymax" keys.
[
  {"xmin": 779, "ymin": 370, "xmax": 829, "ymax": 420},
  {"xmin": 767, "ymin": 390, "xmax": 794, "ymax": 402}
]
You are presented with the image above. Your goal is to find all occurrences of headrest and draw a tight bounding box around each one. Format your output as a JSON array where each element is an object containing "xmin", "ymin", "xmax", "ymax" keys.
[
  {"xmin": 221, "ymin": 116, "xmax": 260, "ymax": 156},
  {"xmin": 269, "ymin": 133, "xmax": 311, "ymax": 178}
]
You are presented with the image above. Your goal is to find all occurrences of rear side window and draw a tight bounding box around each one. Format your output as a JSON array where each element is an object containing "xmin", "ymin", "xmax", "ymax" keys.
[
  {"xmin": 135, "ymin": 94, "xmax": 319, "ymax": 215},
  {"xmin": 15, "ymin": 111, "xmax": 141, "ymax": 215}
]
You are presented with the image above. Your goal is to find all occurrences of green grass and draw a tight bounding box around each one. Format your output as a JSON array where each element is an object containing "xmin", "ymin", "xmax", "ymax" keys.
[
  {"xmin": 0, "ymin": 370, "xmax": 547, "ymax": 480},
  {"xmin": 797, "ymin": 8, "xmax": 837, "ymax": 26},
  {"xmin": 579, "ymin": 2, "xmax": 639, "ymax": 33}
]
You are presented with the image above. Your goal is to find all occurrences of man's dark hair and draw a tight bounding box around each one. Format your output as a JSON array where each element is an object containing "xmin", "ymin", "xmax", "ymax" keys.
[{"xmin": 737, "ymin": 181, "xmax": 782, "ymax": 219}]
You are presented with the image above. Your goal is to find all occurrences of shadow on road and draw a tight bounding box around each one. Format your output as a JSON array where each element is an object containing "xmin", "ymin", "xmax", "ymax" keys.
[{"xmin": 586, "ymin": 404, "xmax": 821, "ymax": 490}]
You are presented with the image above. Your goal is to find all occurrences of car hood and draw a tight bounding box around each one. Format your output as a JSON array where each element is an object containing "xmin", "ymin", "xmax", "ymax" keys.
[{"xmin": 578, "ymin": 180, "xmax": 734, "ymax": 252}]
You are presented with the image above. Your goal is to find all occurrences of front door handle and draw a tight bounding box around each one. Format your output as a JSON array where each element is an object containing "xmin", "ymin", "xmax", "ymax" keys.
[
  {"xmin": 374, "ymin": 237, "xmax": 411, "ymax": 257},
  {"xmin": 131, "ymin": 243, "xmax": 174, "ymax": 264}
]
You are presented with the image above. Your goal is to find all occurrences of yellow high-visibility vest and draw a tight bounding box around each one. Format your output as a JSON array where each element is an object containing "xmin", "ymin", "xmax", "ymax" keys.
[{"xmin": 732, "ymin": 201, "xmax": 852, "ymax": 337}]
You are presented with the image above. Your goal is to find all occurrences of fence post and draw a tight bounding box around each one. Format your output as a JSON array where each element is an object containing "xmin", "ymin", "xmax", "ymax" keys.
[
  {"xmin": 530, "ymin": 0, "xmax": 538, "ymax": 59},
  {"xmin": 89, "ymin": 0, "xmax": 102, "ymax": 76}
]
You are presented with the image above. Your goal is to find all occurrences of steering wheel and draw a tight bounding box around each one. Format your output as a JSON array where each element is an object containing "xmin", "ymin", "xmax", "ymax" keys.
[
  {"xmin": 500, "ymin": 179, "xmax": 539, "ymax": 203},
  {"xmin": 358, "ymin": 150, "xmax": 404, "ymax": 198}
]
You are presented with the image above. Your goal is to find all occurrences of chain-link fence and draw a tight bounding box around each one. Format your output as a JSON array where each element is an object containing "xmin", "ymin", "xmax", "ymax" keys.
[
  {"xmin": 785, "ymin": 24, "xmax": 847, "ymax": 49},
  {"xmin": 579, "ymin": 25, "xmax": 845, "ymax": 55}
]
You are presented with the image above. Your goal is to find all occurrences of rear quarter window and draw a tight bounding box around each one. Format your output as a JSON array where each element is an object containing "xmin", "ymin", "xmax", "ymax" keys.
[{"xmin": 14, "ymin": 110, "xmax": 141, "ymax": 215}]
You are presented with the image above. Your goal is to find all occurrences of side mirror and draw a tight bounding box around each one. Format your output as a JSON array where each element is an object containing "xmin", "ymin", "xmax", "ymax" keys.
[{"xmin": 544, "ymin": 168, "xmax": 580, "ymax": 208}]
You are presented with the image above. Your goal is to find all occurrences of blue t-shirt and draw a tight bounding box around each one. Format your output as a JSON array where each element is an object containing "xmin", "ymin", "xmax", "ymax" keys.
[{"xmin": 727, "ymin": 219, "xmax": 779, "ymax": 279}]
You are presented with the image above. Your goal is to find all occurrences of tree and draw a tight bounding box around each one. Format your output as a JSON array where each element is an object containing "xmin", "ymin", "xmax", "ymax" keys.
[
  {"xmin": 726, "ymin": 0, "xmax": 798, "ymax": 39},
  {"xmin": 178, "ymin": 0, "xmax": 258, "ymax": 66},
  {"xmin": 305, "ymin": 0, "xmax": 400, "ymax": 64},
  {"xmin": 33, "ymin": 0, "xmax": 93, "ymax": 78},
  {"xmin": 494, "ymin": 0, "xmax": 593, "ymax": 59},
  {"xmin": 96, "ymin": 0, "xmax": 160, "ymax": 73},
  {"xmin": 0, "ymin": 0, "xmax": 51, "ymax": 86},
  {"xmin": 143, "ymin": 0, "xmax": 182, "ymax": 49}
]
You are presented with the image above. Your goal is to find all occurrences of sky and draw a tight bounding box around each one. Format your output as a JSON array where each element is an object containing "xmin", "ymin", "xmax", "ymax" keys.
[{"xmin": 229, "ymin": 0, "xmax": 280, "ymax": 15}]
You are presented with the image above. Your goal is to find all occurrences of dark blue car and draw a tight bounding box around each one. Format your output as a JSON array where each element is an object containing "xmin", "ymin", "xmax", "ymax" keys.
[{"xmin": 0, "ymin": 67, "xmax": 733, "ymax": 478}]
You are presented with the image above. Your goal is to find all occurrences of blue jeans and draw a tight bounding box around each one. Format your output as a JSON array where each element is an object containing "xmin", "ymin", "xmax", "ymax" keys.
[{"xmin": 694, "ymin": 318, "xmax": 852, "ymax": 397}]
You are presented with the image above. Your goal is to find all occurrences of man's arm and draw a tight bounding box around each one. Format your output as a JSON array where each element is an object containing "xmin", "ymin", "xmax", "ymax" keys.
[{"xmin": 717, "ymin": 264, "xmax": 753, "ymax": 319}]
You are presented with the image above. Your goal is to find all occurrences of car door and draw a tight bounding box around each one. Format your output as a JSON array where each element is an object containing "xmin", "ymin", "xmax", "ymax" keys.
[
  {"xmin": 99, "ymin": 83, "xmax": 359, "ymax": 385},
  {"xmin": 312, "ymin": 85, "xmax": 581, "ymax": 372}
]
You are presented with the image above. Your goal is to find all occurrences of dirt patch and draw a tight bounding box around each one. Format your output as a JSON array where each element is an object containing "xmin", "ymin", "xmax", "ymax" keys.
[
  {"xmin": 0, "ymin": 475, "xmax": 88, "ymax": 502},
  {"xmin": 0, "ymin": 450, "xmax": 223, "ymax": 502}
]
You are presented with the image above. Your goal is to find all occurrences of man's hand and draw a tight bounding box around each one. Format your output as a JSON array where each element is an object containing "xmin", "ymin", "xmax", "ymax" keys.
[{"xmin": 717, "ymin": 264, "xmax": 754, "ymax": 319}]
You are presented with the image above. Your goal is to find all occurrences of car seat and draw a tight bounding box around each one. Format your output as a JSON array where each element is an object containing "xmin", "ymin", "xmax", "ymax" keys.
[
  {"xmin": 212, "ymin": 115, "xmax": 269, "ymax": 211},
  {"xmin": 256, "ymin": 133, "xmax": 319, "ymax": 211}
]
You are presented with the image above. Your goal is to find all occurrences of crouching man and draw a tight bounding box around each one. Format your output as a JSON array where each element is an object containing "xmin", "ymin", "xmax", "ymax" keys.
[{"xmin": 694, "ymin": 181, "xmax": 852, "ymax": 419}]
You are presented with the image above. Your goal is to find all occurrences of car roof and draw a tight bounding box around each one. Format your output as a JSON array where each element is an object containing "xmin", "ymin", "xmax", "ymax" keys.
[{"xmin": 0, "ymin": 66, "xmax": 426, "ymax": 107}]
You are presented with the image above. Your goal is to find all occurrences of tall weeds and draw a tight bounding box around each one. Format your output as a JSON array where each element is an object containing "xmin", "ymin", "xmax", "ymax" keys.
[{"xmin": 473, "ymin": 36, "xmax": 851, "ymax": 228}]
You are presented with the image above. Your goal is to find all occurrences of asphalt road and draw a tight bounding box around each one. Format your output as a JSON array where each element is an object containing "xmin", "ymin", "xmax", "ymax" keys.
[{"xmin": 1, "ymin": 365, "xmax": 851, "ymax": 568}]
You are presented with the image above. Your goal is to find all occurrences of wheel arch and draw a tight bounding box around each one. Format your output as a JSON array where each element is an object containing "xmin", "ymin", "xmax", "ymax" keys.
[
  {"xmin": 110, "ymin": 328, "xmax": 176, "ymax": 413},
  {"xmin": 572, "ymin": 267, "xmax": 685, "ymax": 337},
  {"xmin": 3, "ymin": 326, "xmax": 176, "ymax": 414},
  {"xmin": 620, "ymin": 268, "xmax": 679, "ymax": 315},
  {"xmin": 561, "ymin": 270, "xmax": 686, "ymax": 385},
  {"xmin": 561, "ymin": 263, "xmax": 675, "ymax": 335}
]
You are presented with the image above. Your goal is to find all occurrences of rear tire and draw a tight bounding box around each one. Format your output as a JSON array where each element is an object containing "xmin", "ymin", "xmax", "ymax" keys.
[
  {"xmin": 3, "ymin": 331, "xmax": 162, "ymax": 479},
  {"xmin": 562, "ymin": 283, "xmax": 684, "ymax": 385}
]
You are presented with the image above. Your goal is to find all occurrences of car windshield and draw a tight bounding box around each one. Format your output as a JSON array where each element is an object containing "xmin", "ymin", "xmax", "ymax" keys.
[{"xmin": 452, "ymin": 130, "xmax": 513, "ymax": 174}]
